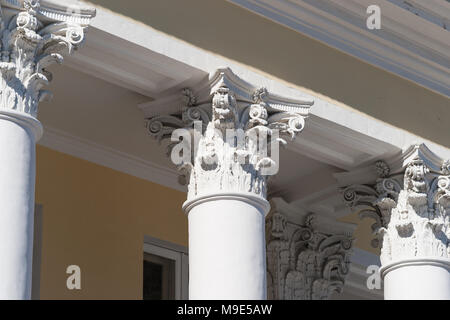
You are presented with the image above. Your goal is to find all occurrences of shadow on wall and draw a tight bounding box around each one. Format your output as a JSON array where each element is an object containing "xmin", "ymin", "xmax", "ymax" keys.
[{"xmin": 88, "ymin": 0, "xmax": 450, "ymax": 148}]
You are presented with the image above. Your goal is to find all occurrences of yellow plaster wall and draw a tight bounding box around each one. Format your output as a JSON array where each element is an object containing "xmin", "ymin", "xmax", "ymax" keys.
[
  {"xmin": 87, "ymin": 0, "xmax": 450, "ymax": 148},
  {"xmin": 339, "ymin": 211, "xmax": 381, "ymax": 256},
  {"xmin": 35, "ymin": 146, "xmax": 187, "ymax": 299}
]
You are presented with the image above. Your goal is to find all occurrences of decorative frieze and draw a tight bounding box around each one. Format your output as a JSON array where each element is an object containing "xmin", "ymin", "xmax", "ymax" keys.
[
  {"xmin": 0, "ymin": 0, "xmax": 95, "ymax": 117},
  {"xmin": 143, "ymin": 68, "xmax": 314, "ymax": 201},
  {"xmin": 340, "ymin": 144, "xmax": 450, "ymax": 265},
  {"xmin": 266, "ymin": 198, "xmax": 355, "ymax": 300}
]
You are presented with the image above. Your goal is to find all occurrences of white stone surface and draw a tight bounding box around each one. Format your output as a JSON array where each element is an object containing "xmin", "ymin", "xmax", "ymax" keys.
[
  {"xmin": 147, "ymin": 69, "xmax": 312, "ymax": 300},
  {"xmin": 0, "ymin": 111, "xmax": 40, "ymax": 299},
  {"xmin": 339, "ymin": 144, "xmax": 450, "ymax": 300},
  {"xmin": 0, "ymin": 0, "xmax": 94, "ymax": 299},
  {"xmin": 382, "ymin": 258, "xmax": 450, "ymax": 300},
  {"xmin": 266, "ymin": 197, "xmax": 355, "ymax": 300},
  {"xmin": 184, "ymin": 193, "xmax": 269, "ymax": 299}
]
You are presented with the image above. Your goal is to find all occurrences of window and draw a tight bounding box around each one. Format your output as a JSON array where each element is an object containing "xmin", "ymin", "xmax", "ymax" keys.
[
  {"xmin": 143, "ymin": 253, "xmax": 175, "ymax": 300},
  {"xmin": 143, "ymin": 237, "xmax": 188, "ymax": 300}
]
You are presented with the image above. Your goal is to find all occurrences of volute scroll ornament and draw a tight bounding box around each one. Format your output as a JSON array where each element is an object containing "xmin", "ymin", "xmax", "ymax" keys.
[
  {"xmin": 0, "ymin": 0, "xmax": 95, "ymax": 118},
  {"xmin": 340, "ymin": 145, "xmax": 450, "ymax": 265},
  {"xmin": 143, "ymin": 69, "xmax": 314, "ymax": 201},
  {"xmin": 266, "ymin": 198, "xmax": 355, "ymax": 300}
]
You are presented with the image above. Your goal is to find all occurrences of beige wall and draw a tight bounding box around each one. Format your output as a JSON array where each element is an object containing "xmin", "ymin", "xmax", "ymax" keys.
[
  {"xmin": 35, "ymin": 146, "xmax": 187, "ymax": 299},
  {"xmin": 35, "ymin": 147, "xmax": 378, "ymax": 299},
  {"xmin": 339, "ymin": 211, "xmax": 380, "ymax": 256},
  {"xmin": 88, "ymin": 0, "xmax": 450, "ymax": 148}
]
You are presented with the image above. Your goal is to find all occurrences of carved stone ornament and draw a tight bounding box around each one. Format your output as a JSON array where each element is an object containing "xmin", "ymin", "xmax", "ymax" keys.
[
  {"xmin": 266, "ymin": 198, "xmax": 355, "ymax": 300},
  {"xmin": 0, "ymin": 0, "xmax": 95, "ymax": 118},
  {"xmin": 340, "ymin": 144, "xmax": 450, "ymax": 265},
  {"xmin": 141, "ymin": 68, "xmax": 314, "ymax": 201}
]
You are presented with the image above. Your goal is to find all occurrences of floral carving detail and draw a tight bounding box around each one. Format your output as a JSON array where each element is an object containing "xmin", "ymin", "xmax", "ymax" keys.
[
  {"xmin": 252, "ymin": 87, "xmax": 268, "ymax": 103},
  {"xmin": 146, "ymin": 80, "xmax": 311, "ymax": 200},
  {"xmin": 211, "ymin": 85, "xmax": 239, "ymax": 131},
  {"xmin": 0, "ymin": 0, "xmax": 89, "ymax": 117},
  {"xmin": 441, "ymin": 160, "xmax": 450, "ymax": 175},
  {"xmin": 341, "ymin": 153, "xmax": 450, "ymax": 265},
  {"xmin": 404, "ymin": 158, "xmax": 429, "ymax": 195},
  {"xmin": 181, "ymin": 88, "xmax": 196, "ymax": 106},
  {"xmin": 266, "ymin": 210, "xmax": 353, "ymax": 300},
  {"xmin": 375, "ymin": 160, "xmax": 390, "ymax": 178}
]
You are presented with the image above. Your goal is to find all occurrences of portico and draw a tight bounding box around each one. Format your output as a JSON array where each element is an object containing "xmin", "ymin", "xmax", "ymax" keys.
[{"xmin": 0, "ymin": 0, "xmax": 95, "ymax": 299}]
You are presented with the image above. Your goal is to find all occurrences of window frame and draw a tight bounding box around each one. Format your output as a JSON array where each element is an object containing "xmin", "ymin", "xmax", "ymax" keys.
[{"xmin": 143, "ymin": 236, "xmax": 188, "ymax": 300}]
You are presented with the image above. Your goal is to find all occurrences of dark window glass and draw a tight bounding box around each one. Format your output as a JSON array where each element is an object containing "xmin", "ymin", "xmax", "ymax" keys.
[{"xmin": 143, "ymin": 253, "xmax": 175, "ymax": 300}]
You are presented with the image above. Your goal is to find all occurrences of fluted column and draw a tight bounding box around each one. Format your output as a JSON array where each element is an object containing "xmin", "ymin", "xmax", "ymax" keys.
[
  {"xmin": 0, "ymin": 0, "xmax": 94, "ymax": 299},
  {"xmin": 340, "ymin": 145, "xmax": 450, "ymax": 300},
  {"xmin": 143, "ymin": 69, "xmax": 313, "ymax": 299}
]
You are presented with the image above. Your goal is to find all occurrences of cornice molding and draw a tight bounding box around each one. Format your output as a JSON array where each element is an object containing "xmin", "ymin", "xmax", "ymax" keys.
[
  {"xmin": 38, "ymin": 126, "xmax": 183, "ymax": 192},
  {"xmin": 1, "ymin": 0, "xmax": 96, "ymax": 25},
  {"xmin": 228, "ymin": 0, "xmax": 450, "ymax": 98},
  {"xmin": 335, "ymin": 143, "xmax": 446, "ymax": 187},
  {"xmin": 386, "ymin": 0, "xmax": 450, "ymax": 29},
  {"xmin": 64, "ymin": 7, "xmax": 448, "ymax": 175},
  {"xmin": 0, "ymin": 0, "xmax": 96, "ymax": 26},
  {"xmin": 139, "ymin": 67, "xmax": 313, "ymax": 118}
]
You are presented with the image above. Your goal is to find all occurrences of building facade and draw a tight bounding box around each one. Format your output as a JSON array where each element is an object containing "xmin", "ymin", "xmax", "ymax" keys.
[{"xmin": 0, "ymin": 0, "xmax": 448, "ymax": 300}]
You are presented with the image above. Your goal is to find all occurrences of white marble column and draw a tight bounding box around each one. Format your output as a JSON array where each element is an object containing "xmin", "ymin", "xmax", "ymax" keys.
[
  {"xmin": 0, "ymin": 0, "xmax": 93, "ymax": 299},
  {"xmin": 381, "ymin": 258, "xmax": 450, "ymax": 300},
  {"xmin": 340, "ymin": 146, "xmax": 450, "ymax": 300},
  {"xmin": 144, "ymin": 69, "xmax": 313, "ymax": 299},
  {"xmin": 185, "ymin": 193, "xmax": 269, "ymax": 299}
]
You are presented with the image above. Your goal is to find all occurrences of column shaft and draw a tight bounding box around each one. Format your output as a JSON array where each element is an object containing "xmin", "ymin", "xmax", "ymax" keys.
[
  {"xmin": 185, "ymin": 194, "xmax": 269, "ymax": 299},
  {"xmin": 382, "ymin": 259, "xmax": 450, "ymax": 300},
  {"xmin": 0, "ymin": 113, "xmax": 39, "ymax": 299}
]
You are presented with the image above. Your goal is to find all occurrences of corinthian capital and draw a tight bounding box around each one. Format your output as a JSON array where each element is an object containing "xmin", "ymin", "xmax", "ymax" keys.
[
  {"xmin": 338, "ymin": 144, "xmax": 450, "ymax": 265},
  {"xmin": 266, "ymin": 198, "xmax": 355, "ymax": 300},
  {"xmin": 0, "ymin": 0, "xmax": 95, "ymax": 118},
  {"xmin": 140, "ymin": 68, "xmax": 313, "ymax": 201}
]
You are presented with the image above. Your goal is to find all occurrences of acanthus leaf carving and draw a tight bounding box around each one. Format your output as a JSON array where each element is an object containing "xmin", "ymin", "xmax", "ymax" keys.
[
  {"xmin": 144, "ymin": 70, "xmax": 313, "ymax": 200},
  {"xmin": 266, "ymin": 198, "xmax": 354, "ymax": 300},
  {"xmin": 340, "ymin": 146, "xmax": 450, "ymax": 265}
]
